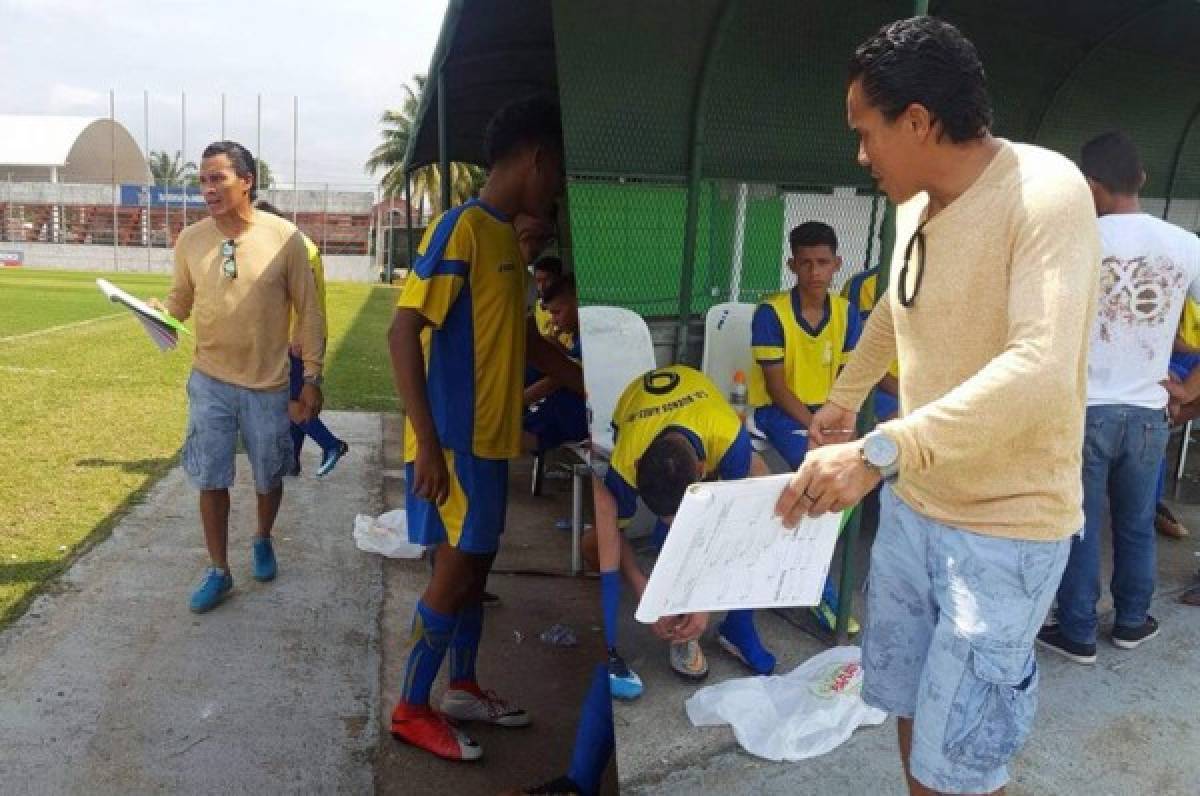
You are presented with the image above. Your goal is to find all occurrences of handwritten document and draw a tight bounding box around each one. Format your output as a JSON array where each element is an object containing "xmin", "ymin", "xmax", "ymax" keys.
[{"xmin": 635, "ymin": 474, "xmax": 845, "ymax": 623}]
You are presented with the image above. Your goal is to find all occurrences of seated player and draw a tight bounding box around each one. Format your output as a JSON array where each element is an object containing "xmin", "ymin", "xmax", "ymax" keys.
[
  {"xmin": 749, "ymin": 222, "xmax": 861, "ymax": 633},
  {"xmin": 532, "ymin": 255, "xmax": 566, "ymax": 340},
  {"xmin": 592, "ymin": 365, "xmax": 776, "ymax": 697},
  {"xmin": 523, "ymin": 273, "xmax": 587, "ymax": 453}
]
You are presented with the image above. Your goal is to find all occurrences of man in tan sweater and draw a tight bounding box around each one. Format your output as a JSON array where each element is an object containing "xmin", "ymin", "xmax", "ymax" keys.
[
  {"xmin": 775, "ymin": 18, "xmax": 1099, "ymax": 796},
  {"xmin": 157, "ymin": 141, "xmax": 325, "ymax": 614}
]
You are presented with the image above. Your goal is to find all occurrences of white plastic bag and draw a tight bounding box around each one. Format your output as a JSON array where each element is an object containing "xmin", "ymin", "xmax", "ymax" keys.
[
  {"xmin": 353, "ymin": 510, "xmax": 425, "ymax": 559},
  {"xmin": 685, "ymin": 645, "xmax": 886, "ymax": 761}
]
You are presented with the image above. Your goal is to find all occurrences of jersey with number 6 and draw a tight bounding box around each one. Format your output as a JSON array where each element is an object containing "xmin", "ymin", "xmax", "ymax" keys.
[{"xmin": 606, "ymin": 365, "xmax": 752, "ymax": 523}]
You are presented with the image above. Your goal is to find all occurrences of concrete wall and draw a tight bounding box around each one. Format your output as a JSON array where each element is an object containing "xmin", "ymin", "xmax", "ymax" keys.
[
  {"xmin": 5, "ymin": 242, "xmax": 377, "ymax": 283},
  {"xmin": 1, "ymin": 182, "xmax": 374, "ymax": 213}
]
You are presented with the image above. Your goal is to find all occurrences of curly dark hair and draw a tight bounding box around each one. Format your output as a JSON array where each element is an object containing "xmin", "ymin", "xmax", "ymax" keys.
[{"xmin": 849, "ymin": 16, "xmax": 992, "ymax": 143}]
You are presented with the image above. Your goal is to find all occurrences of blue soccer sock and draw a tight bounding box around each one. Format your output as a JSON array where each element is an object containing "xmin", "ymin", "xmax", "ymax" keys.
[
  {"xmin": 601, "ymin": 571, "xmax": 620, "ymax": 650},
  {"xmin": 718, "ymin": 610, "xmax": 776, "ymax": 675},
  {"xmin": 447, "ymin": 602, "xmax": 483, "ymax": 686},
  {"xmin": 399, "ymin": 600, "xmax": 456, "ymax": 706},
  {"xmin": 567, "ymin": 664, "xmax": 615, "ymax": 796}
]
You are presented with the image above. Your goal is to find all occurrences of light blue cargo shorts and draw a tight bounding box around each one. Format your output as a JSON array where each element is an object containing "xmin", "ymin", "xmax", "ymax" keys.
[
  {"xmin": 182, "ymin": 369, "xmax": 292, "ymax": 494},
  {"xmin": 861, "ymin": 484, "xmax": 1071, "ymax": 794}
]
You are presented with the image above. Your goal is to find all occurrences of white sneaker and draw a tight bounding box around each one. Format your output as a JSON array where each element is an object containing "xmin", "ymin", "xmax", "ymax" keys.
[{"xmin": 440, "ymin": 685, "xmax": 531, "ymax": 727}]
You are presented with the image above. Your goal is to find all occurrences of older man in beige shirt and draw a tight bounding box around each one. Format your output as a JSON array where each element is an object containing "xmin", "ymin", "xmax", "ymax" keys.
[
  {"xmin": 157, "ymin": 140, "xmax": 324, "ymax": 614},
  {"xmin": 776, "ymin": 18, "xmax": 1099, "ymax": 796}
]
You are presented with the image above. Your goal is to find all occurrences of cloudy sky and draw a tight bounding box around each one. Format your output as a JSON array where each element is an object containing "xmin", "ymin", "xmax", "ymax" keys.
[{"xmin": 0, "ymin": 0, "xmax": 449, "ymax": 190}]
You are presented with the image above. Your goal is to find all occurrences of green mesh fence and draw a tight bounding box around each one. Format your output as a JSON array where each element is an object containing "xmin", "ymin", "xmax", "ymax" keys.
[{"xmin": 554, "ymin": 0, "xmax": 903, "ymax": 357}]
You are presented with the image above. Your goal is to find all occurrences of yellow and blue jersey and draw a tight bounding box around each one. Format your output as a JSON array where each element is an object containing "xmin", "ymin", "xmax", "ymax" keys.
[
  {"xmin": 605, "ymin": 365, "xmax": 752, "ymax": 524},
  {"xmin": 1170, "ymin": 299, "xmax": 1200, "ymax": 381},
  {"xmin": 290, "ymin": 235, "xmax": 327, "ymax": 337},
  {"xmin": 748, "ymin": 291, "xmax": 861, "ymax": 408},
  {"xmin": 1180, "ymin": 299, "xmax": 1200, "ymax": 351},
  {"xmin": 843, "ymin": 265, "xmax": 881, "ymax": 320},
  {"xmin": 397, "ymin": 198, "xmax": 527, "ymax": 462},
  {"xmin": 534, "ymin": 301, "xmax": 577, "ymax": 351}
]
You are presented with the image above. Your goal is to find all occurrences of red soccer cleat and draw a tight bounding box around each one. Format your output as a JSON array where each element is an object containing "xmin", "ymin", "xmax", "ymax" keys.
[{"xmin": 390, "ymin": 702, "xmax": 483, "ymax": 761}]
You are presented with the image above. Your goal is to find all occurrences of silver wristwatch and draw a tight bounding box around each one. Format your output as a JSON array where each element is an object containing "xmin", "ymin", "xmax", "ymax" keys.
[
  {"xmin": 862, "ymin": 430, "xmax": 900, "ymax": 481},
  {"xmin": 302, "ymin": 373, "xmax": 324, "ymax": 387}
]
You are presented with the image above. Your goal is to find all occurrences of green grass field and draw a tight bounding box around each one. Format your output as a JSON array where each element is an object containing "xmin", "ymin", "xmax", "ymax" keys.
[{"xmin": 0, "ymin": 268, "xmax": 398, "ymax": 627}]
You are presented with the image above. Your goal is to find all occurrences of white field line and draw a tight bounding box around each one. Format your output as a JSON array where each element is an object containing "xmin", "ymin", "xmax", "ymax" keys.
[{"xmin": 0, "ymin": 312, "xmax": 126, "ymax": 344}]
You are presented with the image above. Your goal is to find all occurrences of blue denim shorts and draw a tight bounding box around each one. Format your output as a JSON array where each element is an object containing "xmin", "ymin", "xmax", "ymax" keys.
[
  {"xmin": 182, "ymin": 369, "xmax": 292, "ymax": 494},
  {"xmin": 862, "ymin": 485, "xmax": 1071, "ymax": 794}
]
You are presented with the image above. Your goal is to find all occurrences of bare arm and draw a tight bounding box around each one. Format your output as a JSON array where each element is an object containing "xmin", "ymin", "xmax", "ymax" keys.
[
  {"xmin": 524, "ymin": 376, "xmax": 559, "ymax": 406},
  {"xmin": 763, "ymin": 364, "xmax": 814, "ymax": 427},
  {"xmin": 388, "ymin": 308, "xmax": 449, "ymax": 504}
]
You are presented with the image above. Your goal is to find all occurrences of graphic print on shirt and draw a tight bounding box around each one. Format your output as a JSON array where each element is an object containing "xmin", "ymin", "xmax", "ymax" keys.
[{"xmin": 1096, "ymin": 254, "xmax": 1186, "ymax": 359}]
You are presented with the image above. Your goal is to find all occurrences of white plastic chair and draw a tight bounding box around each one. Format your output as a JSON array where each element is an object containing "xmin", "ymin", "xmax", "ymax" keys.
[
  {"xmin": 699, "ymin": 301, "xmax": 780, "ymax": 459},
  {"xmin": 579, "ymin": 306, "xmax": 657, "ymax": 456},
  {"xmin": 700, "ymin": 302, "xmax": 757, "ymax": 403}
]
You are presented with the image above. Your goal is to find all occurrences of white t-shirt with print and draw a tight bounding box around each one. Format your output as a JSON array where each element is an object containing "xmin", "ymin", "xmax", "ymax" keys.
[{"xmin": 1087, "ymin": 212, "xmax": 1200, "ymax": 408}]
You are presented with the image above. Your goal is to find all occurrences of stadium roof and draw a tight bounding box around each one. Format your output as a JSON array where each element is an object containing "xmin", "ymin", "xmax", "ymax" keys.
[
  {"xmin": 0, "ymin": 115, "xmax": 152, "ymax": 184},
  {"xmin": 404, "ymin": 0, "xmax": 1200, "ymax": 199}
]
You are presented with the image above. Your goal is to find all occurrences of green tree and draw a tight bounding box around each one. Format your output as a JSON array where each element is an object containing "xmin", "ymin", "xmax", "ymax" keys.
[
  {"xmin": 147, "ymin": 150, "xmax": 196, "ymax": 187},
  {"xmin": 365, "ymin": 74, "xmax": 485, "ymax": 218},
  {"xmin": 255, "ymin": 158, "xmax": 275, "ymax": 190}
]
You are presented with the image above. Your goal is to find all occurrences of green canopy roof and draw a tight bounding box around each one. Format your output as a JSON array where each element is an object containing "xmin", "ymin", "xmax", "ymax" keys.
[{"xmin": 406, "ymin": 0, "xmax": 1200, "ymax": 198}]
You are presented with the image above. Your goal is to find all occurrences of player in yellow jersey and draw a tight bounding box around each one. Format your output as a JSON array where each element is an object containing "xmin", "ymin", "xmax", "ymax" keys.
[
  {"xmin": 255, "ymin": 200, "xmax": 350, "ymax": 477},
  {"xmin": 592, "ymin": 365, "xmax": 776, "ymax": 693},
  {"xmin": 387, "ymin": 96, "xmax": 583, "ymax": 762},
  {"xmin": 750, "ymin": 222, "xmax": 862, "ymax": 634},
  {"xmin": 523, "ymin": 272, "xmax": 587, "ymax": 453},
  {"xmin": 750, "ymin": 222, "xmax": 863, "ymax": 467}
]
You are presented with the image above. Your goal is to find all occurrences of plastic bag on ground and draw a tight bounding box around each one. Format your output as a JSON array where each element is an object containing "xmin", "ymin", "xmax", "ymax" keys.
[
  {"xmin": 353, "ymin": 510, "xmax": 425, "ymax": 558},
  {"xmin": 685, "ymin": 645, "xmax": 886, "ymax": 761}
]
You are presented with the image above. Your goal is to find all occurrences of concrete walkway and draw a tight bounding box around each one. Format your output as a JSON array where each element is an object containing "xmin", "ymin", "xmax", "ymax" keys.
[
  {"xmin": 0, "ymin": 411, "xmax": 615, "ymax": 795},
  {"xmin": 0, "ymin": 411, "xmax": 384, "ymax": 794},
  {"xmin": 616, "ymin": 480, "xmax": 1200, "ymax": 795}
]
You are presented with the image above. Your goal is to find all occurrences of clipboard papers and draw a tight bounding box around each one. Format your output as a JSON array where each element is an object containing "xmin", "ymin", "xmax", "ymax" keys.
[
  {"xmin": 634, "ymin": 474, "xmax": 846, "ymax": 623},
  {"xmin": 96, "ymin": 278, "xmax": 190, "ymax": 351}
]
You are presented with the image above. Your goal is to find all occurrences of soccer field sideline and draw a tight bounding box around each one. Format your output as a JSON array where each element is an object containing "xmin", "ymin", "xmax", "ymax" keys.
[{"xmin": 0, "ymin": 268, "xmax": 398, "ymax": 627}]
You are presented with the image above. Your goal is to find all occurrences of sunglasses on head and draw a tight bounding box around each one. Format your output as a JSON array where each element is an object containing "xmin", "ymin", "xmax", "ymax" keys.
[{"xmin": 221, "ymin": 239, "xmax": 237, "ymax": 279}]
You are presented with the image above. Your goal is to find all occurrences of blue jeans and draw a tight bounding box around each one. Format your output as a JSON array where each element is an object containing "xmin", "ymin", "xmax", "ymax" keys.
[{"xmin": 1056, "ymin": 405, "xmax": 1169, "ymax": 644}]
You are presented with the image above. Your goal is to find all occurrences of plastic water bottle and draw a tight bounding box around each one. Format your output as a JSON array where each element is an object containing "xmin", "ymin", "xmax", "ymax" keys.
[{"xmin": 730, "ymin": 369, "xmax": 748, "ymax": 420}]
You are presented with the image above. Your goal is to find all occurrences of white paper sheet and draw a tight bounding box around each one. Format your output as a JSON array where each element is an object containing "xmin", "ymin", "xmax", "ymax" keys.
[
  {"xmin": 96, "ymin": 278, "xmax": 188, "ymax": 351},
  {"xmin": 634, "ymin": 474, "xmax": 844, "ymax": 623}
]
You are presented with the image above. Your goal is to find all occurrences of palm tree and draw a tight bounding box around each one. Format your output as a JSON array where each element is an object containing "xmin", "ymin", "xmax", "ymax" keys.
[
  {"xmin": 147, "ymin": 150, "xmax": 196, "ymax": 187},
  {"xmin": 365, "ymin": 74, "xmax": 486, "ymax": 218}
]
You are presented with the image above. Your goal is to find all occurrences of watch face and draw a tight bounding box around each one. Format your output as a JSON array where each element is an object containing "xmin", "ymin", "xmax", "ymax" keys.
[{"xmin": 865, "ymin": 433, "xmax": 898, "ymax": 468}]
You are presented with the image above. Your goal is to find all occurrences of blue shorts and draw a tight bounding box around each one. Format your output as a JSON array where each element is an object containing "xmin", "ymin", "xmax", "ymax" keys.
[
  {"xmin": 182, "ymin": 369, "xmax": 293, "ymax": 494},
  {"xmin": 523, "ymin": 389, "xmax": 588, "ymax": 452},
  {"xmin": 862, "ymin": 485, "xmax": 1071, "ymax": 794},
  {"xmin": 752, "ymin": 404, "xmax": 818, "ymax": 469},
  {"xmin": 404, "ymin": 450, "xmax": 508, "ymax": 555}
]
